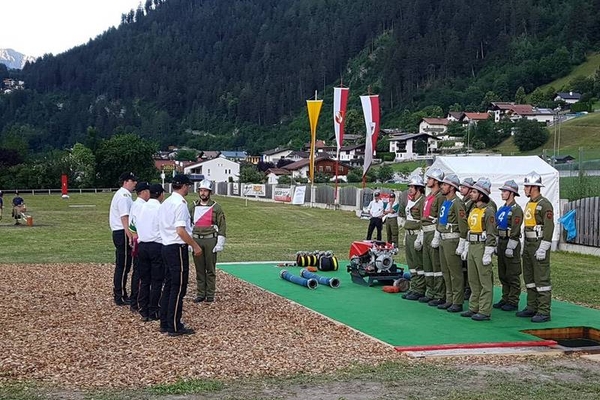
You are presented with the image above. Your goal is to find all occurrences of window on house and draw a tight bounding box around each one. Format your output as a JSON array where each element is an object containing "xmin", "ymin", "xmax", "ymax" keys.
[{"xmin": 325, "ymin": 165, "xmax": 332, "ymax": 172}]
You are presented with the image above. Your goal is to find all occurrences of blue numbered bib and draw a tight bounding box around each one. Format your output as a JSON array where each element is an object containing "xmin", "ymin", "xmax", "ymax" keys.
[
  {"xmin": 439, "ymin": 199, "xmax": 453, "ymax": 225},
  {"xmin": 496, "ymin": 205, "xmax": 512, "ymax": 230}
]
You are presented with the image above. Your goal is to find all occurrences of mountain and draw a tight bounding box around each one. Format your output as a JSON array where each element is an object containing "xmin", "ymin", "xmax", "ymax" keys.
[
  {"xmin": 2, "ymin": 0, "xmax": 600, "ymax": 154},
  {"xmin": 0, "ymin": 48, "xmax": 36, "ymax": 70}
]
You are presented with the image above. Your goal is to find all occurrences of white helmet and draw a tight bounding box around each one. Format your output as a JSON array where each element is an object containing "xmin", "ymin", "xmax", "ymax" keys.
[
  {"xmin": 523, "ymin": 171, "xmax": 544, "ymax": 187},
  {"xmin": 197, "ymin": 179, "xmax": 213, "ymax": 191},
  {"xmin": 407, "ymin": 175, "xmax": 425, "ymax": 187},
  {"xmin": 425, "ymin": 168, "xmax": 444, "ymax": 182},
  {"xmin": 473, "ymin": 177, "xmax": 492, "ymax": 196}
]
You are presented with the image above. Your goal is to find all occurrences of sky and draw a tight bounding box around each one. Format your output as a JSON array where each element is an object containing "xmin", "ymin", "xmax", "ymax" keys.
[{"xmin": 0, "ymin": 0, "xmax": 144, "ymax": 58}]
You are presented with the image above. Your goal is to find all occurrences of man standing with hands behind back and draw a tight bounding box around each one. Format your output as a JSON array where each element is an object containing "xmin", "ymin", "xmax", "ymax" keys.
[
  {"xmin": 109, "ymin": 172, "xmax": 137, "ymax": 306},
  {"xmin": 191, "ymin": 179, "xmax": 227, "ymax": 303},
  {"xmin": 159, "ymin": 174, "xmax": 202, "ymax": 336}
]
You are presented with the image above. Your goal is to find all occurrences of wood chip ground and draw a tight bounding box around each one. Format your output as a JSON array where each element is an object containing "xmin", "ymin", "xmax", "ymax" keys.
[{"xmin": 0, "ymin": 264, "xmax": 399, "ymax": 389}]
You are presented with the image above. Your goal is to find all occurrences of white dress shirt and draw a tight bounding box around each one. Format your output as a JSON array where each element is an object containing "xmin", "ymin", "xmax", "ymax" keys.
[
  {"xmin": 159, "ymin": 192, "xmax": 192, "ymax": 245},
  {"xmin": 137, "ymin": 199, "xmax": 162, "ymax": 243},
  {"xmin": 129, "ymin": 197, "xmax": 146, "ymax": 232},
  {"xmin": 109, "ymin": 187, "xmax": 133, "ymax": 231},
  {"xmin": 367, "ymin": 199, "xmax": 385, "ymax": 218}
]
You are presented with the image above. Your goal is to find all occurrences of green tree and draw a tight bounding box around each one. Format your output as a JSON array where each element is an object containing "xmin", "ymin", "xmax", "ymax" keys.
[
  {"xmin": 239, "ymin": 164, "xmax": 264, "ymax": 183},
  {"xmin": 530, "ymin": 87, "xmax": 546, "ymax": 105},
  {"xmin": 277, "ymin": 175, "xmax": 291, "ymax": 185},
  {"xmin": 515, "ymin": 86, "xmax": 526, "ymax": 104},
  {"xmin": 513, "ymin": 119, "xmax": 549, "ymax": 151},
  {"xmin": 70, "ymin": 143, "xmax": 96, "ymax": 188},
  {"xmin": 175, "ymin": 149, "xmax": 198, "ymax": 161},
  {"xmin": 94, "ymin": 134, "xmax": 158, "ymax": 187},
  {"xmin": 377, "ymin": 164, "xmax": 394, "ymax": 182}
]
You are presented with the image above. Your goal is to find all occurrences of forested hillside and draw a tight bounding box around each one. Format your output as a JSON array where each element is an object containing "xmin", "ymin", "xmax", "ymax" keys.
[{"xmin": 2, "ymin": 0, "xmax": 600, "ymax": 154}]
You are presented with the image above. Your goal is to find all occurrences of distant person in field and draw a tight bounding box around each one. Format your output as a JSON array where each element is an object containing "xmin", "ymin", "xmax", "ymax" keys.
[
  {"xmin": 11, "ymin": 190, "xmax": 26, "ymax": 225},
  {"xmin": 0, "ymin": 190, "xmax": 4, "ymax": 221},
  {"xmin": 383, "ymin": 192, "xmax": 399, "ymax": 247},
  {"xmin": 366, "ymin": 190, "xmax": 384, "ymax": 241}
]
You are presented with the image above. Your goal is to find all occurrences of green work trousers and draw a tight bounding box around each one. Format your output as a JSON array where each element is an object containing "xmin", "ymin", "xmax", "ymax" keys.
[
  {"xmin": 192, "ymin": 237, "xmax": 218, "ymax": 298},
  {"xmin": 440, "ymin": 238, "xmax": 464, "ymax": 305},
  {"xmin": 405, "ymin": 232, "xmax": 425, "ymax": 295},
  {"xmin": 522, "ymin": 239, "xmax": 552, "ymax": 316},
  {"xmin": 423, "ymin": 230, "xmax": 444, "ymax": 300},
  {"xmin": 496, "ymin": 238, "xmax": 522, "ymax": 307},
  {"xmin": 467, "ymin": 242, "xmax": 493, "ymax": 316},
  {"xmin": 385, "ymin": 217, "xmax": 399, "ymax": 247}
]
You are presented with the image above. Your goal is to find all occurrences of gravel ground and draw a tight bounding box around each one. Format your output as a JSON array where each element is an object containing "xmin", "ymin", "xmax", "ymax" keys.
[{"xmin": 0, "ymin": 264, "xmax": 399, "ymax": 389}]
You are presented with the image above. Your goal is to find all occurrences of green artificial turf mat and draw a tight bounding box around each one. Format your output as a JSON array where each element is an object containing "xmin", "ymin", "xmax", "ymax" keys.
[{"xmin": 218, "ymin": 262, "xmax": 600, "ymax": 347}]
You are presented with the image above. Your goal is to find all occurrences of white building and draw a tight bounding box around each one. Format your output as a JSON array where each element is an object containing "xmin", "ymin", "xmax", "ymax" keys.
[
  {"xmin": 183, "ymin": 155, "xmax": 240, "ymax": 183},
  {"xmin": 262, "ymin": 148, "xmax": 293, "ymax": 163},
  {"xmin": 418, "ymin": 118, "xmax": 449, "ymax": 136},
  {"xmin": 388, "ymin": 133, "xmax": 440, "ymax": 161}
]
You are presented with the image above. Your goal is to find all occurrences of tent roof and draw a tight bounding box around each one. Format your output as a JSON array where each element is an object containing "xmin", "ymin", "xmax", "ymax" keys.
[{"xmin": 433, "ymin": 156, "xmax": 557, "ymax": 176}]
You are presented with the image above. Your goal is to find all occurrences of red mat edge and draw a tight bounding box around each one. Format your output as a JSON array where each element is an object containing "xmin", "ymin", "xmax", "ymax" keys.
[{"xmin": 394, "ymin": 340, "xmax": 558, "ymax": 352}]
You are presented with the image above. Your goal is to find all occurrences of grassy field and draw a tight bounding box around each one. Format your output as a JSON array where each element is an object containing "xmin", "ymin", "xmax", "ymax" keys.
[
  {"xmin": 495, "ymin": 111, "xmax": 600, "ymax": 161},
  {"xmin": 1, "ymin": 192, "xmax": 600, "ymax": 399},
  {"xmin": 537, "ymin": 53, "xmax": 600, "ymax": 93}
]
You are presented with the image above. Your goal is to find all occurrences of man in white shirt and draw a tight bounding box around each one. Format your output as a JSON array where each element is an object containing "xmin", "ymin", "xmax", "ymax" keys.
[
  {"xmin": 158, "ymin": 175, "xmax": 202, "ymax": 337},
  {"xmin": 366, "ymin": 190, "xmax": 385, "ymax": 241},
  {"xmin": 109, "ymin": 172, "xmax": 137, "ymax": 306},
  {"xmin": 128, "ymin": 181, "xmax": 150, "ymax": 312},
  {"xmin": 136, "ymin": 184, "xmax": 165, "ymax": 322}
]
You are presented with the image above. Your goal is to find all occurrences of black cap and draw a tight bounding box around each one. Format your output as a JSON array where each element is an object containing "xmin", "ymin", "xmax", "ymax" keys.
[
  {"xmin": 135, "ymin": 181, "xmax": 150, "ymax": 192},
  {"xmin": 119, "ymin": 172, "xmax": 138, "ymax": 183},
  {"xmin": 172, "ymin": 174, "xmax": 191, "ymax": 185},
  {"xmin": 149, "ymin": 184, "xmax": 165, "ymax": 195}
]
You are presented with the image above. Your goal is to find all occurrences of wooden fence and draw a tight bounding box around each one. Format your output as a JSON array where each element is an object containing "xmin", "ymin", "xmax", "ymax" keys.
[{"xmin": 562, "ymin": 197, "xmax": 600, "ymax": 247}]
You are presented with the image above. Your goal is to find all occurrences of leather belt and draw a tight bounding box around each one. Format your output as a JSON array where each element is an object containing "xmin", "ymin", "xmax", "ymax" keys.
[
  {"xmin": 406, "ymin": 229, "xmax": 420, "ymax": 235},
  {"xmin": 441, "ymin": 232, "xmax": 460, "ymax": 240},
  {"xmin": 193, "ymin": 233, "xmax": 217, "ymax": 239},
  {"xmin": 422, "ymin": 224, "xmax": 437, "ymax": 232},
  {"xmin": 525, "ymin": 231, "xmax": 542, "ymax": 240}
]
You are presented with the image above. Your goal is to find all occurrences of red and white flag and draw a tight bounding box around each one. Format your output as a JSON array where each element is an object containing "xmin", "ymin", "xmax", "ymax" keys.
[
  {"xmin": 360, "ymin": 95, "xmax": 380, "ymax": 177},
  {"xmin": 333, "ymin": 87, "xmax": 349, "ymax": 153},
  {"xmin": 193, "ymin": 205, "xmax": 214, "ymax": 227}
]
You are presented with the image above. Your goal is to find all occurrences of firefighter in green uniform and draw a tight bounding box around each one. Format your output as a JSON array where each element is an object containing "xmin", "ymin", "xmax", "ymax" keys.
[
  {"xmin": 494, "ymin": 180, "xmax": 523, "ymax": 312},
  {"xmin": 461, "ymin": 178, "xmax": 497, "ymax": 321},
  {"xmin": 419, "ymin": 168, "xmax": 446, "ymax": 306},
  {"xmin": 383, "ymin": 192, "xmax": 399, "ymax": 247},
  {"xmin": 401, "ymin": 175, "xmax": 426, "ymax": 300},
  {"xmin": 190, "ymin": 179, "xmax": 227, "ymax": 303},
  {"xmin": 516, "ymin": 171, "xmax": 554, "ymax": 323},
  {"xmin": 436, "ymin": 174, "xmax": 468, "ymax": 312},
  {"xmin": 459, "ymin": 177, "xmax": 475, "ymax": 299}
]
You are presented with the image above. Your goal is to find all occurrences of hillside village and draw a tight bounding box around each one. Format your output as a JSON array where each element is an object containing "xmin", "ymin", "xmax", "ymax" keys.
[{"xmin": 163, "ymin": 95, "xmax": 583, "ymax": 184}]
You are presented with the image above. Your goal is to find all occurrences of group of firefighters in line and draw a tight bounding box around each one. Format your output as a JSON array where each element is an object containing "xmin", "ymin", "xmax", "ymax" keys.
[{"xmin": 378, "ymin": 169, "xmax": 554, "ymax": 323}]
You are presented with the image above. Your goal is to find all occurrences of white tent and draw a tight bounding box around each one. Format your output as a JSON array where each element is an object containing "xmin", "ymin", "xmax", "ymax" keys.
[{"xmin": 429, "ymin": 156, "xmax": 560, "ymax": 246}]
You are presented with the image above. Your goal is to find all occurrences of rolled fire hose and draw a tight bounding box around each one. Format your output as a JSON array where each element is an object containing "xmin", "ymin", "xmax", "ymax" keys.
[
  {"xmin": 280, "ymin": 270, "xmax": 318, "ymax": 289},
  {"xmin": 300, "ymin": 269, "xmax": 340, "ymax": 288}
]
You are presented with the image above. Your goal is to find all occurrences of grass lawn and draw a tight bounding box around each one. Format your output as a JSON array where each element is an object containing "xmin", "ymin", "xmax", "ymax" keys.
[
  {"xmin": 1, "ymin": 192, "xmax": 600, "ymax": 399},
  {"xmin": 537, "ymin": 52, "xmax": 600, "ymax": 94},
  {"xmin": 495, "ymin": 111, "xmax": 600, "ymax": 161}
]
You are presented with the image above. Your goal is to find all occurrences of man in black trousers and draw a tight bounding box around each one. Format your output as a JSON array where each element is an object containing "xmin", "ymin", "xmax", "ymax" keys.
[{"xmin": 158, "ymin": 175, "xmax": 202, "ymax": 336}]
